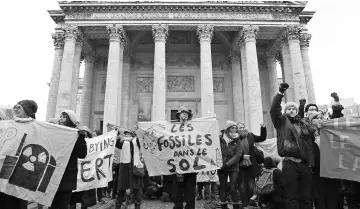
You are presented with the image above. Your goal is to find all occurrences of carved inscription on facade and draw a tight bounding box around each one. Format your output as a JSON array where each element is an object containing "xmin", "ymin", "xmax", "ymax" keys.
[
  {"xmin": 213, "ymin": 77, "xmax": 225, "ymax": 92},
  {"xmin": 137, "ymin": 77, "xmax": 154, "ymax": 93},
  {"xmin": 67, "ymin": 12, "xmax": 284, "ymax": 20},
  {"xmin": 167, "ymin": 76, "xmax": 194, "ymax": 92}
]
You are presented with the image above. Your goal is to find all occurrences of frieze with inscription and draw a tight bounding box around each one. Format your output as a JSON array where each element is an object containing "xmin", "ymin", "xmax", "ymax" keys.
[{"xmin": 66, "ymin": 12, "xmax": 298, "ymax": 21}]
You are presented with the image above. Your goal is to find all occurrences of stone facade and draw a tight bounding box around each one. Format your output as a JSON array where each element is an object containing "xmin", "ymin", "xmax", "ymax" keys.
[{"xmin": 47, "ymin": 1, "xmax": 315, "ymax": 137}]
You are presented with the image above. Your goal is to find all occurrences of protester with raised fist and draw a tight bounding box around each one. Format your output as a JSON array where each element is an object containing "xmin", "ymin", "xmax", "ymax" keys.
[
  {"xmin": 50, "ymin": 110, "xmax": 87, "ymax": 209},
  {"xmin": 270, "ymin": 83, "xmax": 317, "ymax": 209},
  {"xmin": 329, "ymin": 92, "xmax": 344, "ymax": 119}
]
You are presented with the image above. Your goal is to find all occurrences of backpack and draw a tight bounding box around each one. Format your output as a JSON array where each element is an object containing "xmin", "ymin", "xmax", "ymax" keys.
[{"xmin": 254, "ymin": 168, "xmax": 276, "ymax": 195}]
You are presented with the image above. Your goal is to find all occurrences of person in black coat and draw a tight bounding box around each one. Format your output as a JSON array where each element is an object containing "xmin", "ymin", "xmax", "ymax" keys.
[
  {"xmin": 237, "ymin": 121, "xmax": 267, "ymax": 207},
  {"xmin": 49, "ymin": 110, "xmax": 87, "ymax": 209}
]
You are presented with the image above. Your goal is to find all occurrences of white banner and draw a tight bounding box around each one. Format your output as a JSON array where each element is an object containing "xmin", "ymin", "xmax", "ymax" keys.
[
  {"xmin": 75, "ymin": 130, "xmax": 117, "ymax": 192},
  {"xmin": 0, "ymin": 120, "xmax": 78, "ymax": 207},
  {"xmin": 136, "ymin": 117, "xmax": 223, "ymax": 176},
  {"xmin": 256, "ymin": 137, "xmax": 283, "ymax": 169}
]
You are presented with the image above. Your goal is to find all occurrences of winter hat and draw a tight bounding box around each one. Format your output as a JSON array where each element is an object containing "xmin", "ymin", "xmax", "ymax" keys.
[
  {"xmin": 225, "ymin": 120, "xmax": 237, "ymax": 130},
  {"xmin": 17, "ymin": 100, "xmax": 38, "ymax": 119},
  {"xmin": 61, "ymin": 109, "xmax": 77, "ymax": 125},
  {"xmin": 177, "ymin": 106, "xmax": 193, "ymax": 120},
  {"xmin": 308, "ymin": 112, "xmax": 321, "ymax": 123},
  {"xmin": 284, "ymin": 102, "xmax": 298, "ymax": 113}
]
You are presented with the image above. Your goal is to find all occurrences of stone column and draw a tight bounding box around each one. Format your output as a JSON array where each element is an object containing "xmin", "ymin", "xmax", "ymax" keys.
[
  {"xmin": 286, "ymin": 25, "xmax": 308, "ymax": 102},
  {"xmin": 259, "ymin": 60, "xmax": 272, "ymax": 137},
  {"xmin": 230, "ymin": 50, "xmax": 245, "ymax": 123},
  {"xmin": 103, "ymin": 25, "xmax": 126, "ymax": 132},
  {"xmin": 55, "ymin": 25, "xmax": 79, "ymax": 117},
  {"xmin": 70, "ymin": 40, "xmax": 83, "ymax": 111},
  {"xmin": 241, "ymin": 25, "xmax": 263, "ymax": 135},
  {"xmin": 300, "ymin": 33, "xmax": 316, "ymax": 104},
  {"xmin": 280, "ymin": 39, "xmax": 295, "ymax": 102},
  {"xmin": 120, "ymin": 53, "xmax": 131, "ymax": 127},
  {"xmin": 46, "ymin": 32, "xmax": 64, "ymax": 120},
  {"xmin": 267, "ymin": 54, "xmax": 279, "ymax": 100},
  {"xmin": 79, "ymin": 53, "xmax": 95, "ymax": 127},
  {"xmin": 152, "ymin": 24, "xmax": 168, "ymax": 121},
  {"xmin": 239, "ymin": 41, "xmax": 250, "ymax": 127},
  {"xmin": 197, "ymin": 24, "xmax": 215, "ymax": 117}
]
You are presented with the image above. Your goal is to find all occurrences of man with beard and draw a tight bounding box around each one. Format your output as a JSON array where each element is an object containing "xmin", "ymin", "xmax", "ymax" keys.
[
  {"xmin": 270, "ymin": 83, "xmax": 316, "ymax": 209},
  {"xmin": 236, "ymin": 122, "xmax": 267, "ymax": 208},
  {"xmin": 172, "ymin": 106, "xmax": 197, "ymax": 209}
]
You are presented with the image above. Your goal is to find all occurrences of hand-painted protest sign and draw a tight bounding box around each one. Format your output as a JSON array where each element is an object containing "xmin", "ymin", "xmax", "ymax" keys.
[
  {"xmin": 76, "ymin": 130, "xmax": 117, "ymax": 191},
  {"xmin": 0, "ymin": 119, "xmax": 78, "ymax": 207},
  {"xmin": 136, "ymin": 117, "xmax": 222, "ymax": 176},
  {"xmin": 197, "ymin": 170, "xmax": 218, "ymax": 182},
  {"xmin": 320, "ymin": 116, "xmax": 360, "ymax": 182}
]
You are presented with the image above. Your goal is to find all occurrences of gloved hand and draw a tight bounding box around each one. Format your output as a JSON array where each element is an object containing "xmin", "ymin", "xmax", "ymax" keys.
[
  {"xmin": 299, "ymin": 98, "xmax": 306, "ymax": 106},
  {"xmin": 330, "ymin": 92, "xmax": 340, "ymax": 102},
  {"xmin": 176, "ymin": 174, "xmax": 184, "ymax": 182},
  {"xmin": 279, "ymin": 83, "xmax": 289, "ymax": 93},
  {"xmin": 221, "ymin": 163, "xmax": 229, "ymax": 170}
]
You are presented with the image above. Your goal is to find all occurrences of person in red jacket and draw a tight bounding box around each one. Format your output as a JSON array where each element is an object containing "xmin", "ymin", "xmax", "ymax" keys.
[
  {"xmin": 270, "ymin": 83, "xmax": 316, "ymax": 209},
  {"xmin": 49, "ymin": 110, "xmax": 87, "ymax": 209}
]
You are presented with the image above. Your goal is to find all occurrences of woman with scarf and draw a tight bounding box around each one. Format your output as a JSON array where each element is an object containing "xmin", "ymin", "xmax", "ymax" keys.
[
  {"xmin": 237, "ymin": 121, "xmax": 267, "ymax": 208},
  {"xmin": 115, "ymin": 129, "xmax": 144, "ymax": 209},
  {"xmin": 0, "ymin": 100, "xmax": 38, "ymax": 209},
  {"xmin": 49, "ymin": 110, "xmax": 87, "ymax": 209},
  {"xmin": 218, "ymin": 120, "xmax": 243, "ymax": 209}
]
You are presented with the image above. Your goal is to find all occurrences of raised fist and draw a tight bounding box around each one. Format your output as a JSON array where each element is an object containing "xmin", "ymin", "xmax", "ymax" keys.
[
  {"xmin": 299, "ymin": 98, "xmax": 306, "ymax": 106},
  {"xmin": 331, "ymin": 92, "xmax": 340, "ymax": 102},
  {"xmin": 279, "ymin": 83, "xmax": 289, "ymax": 93}
]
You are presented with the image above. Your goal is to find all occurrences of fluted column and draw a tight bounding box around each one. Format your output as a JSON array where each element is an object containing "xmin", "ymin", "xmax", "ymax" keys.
[
  {"xmin": 103, "ymin": 24, "xmax": 126, "ymax": 132},
  {"xmin": 197, "ymin": 24, "xmax": 215, "ymax": 117},
  {"xmin": 241, "ymin": 25, "xmax": 263, "ymax": 135},
  {"xmin": 79, "ymin": 53, "xmax": 95, "ymax": 127},
  {"xmin": 286, "ymin": 25, "xmax": 308, "ymax": 102},
  {"xmin": 70, "ymin": 39, "xmax": 83, "ymax": 111},
  {"xmin": 120, "ymin": 53, "xmax": 131, "ymax": 127},
  {"xmin": 280, "ymin": 38, "xmax": 295, "ymax": 102},
  {"xmin": 46, "ymin": 32, "xmax": 64, "ymax": 120},
  {"xmin": 230, "ymin": 50, "xmax": 245, "ymax": 123},
  {"xmin": 152, "ymin": 24, "xmax": 168, "ymax": 121},
  {"xmin": 55, "ymin": 25, "xmax": 79, "ymax": 117},
  {"xmin": 267, "ymin": 54, "xmax": 279, "ymax": 100},
  {"xmin": 239, "ymin": 41, "xmax": 250, "ymax": 127},
  {"xmin": 300, "ymin": 33, "xmax": 316, "ymax": 104}
]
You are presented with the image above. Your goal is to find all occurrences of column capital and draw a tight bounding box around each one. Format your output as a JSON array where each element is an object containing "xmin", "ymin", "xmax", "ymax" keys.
[
  {"xmin": 107, "ymin": 24, "xmax": 127, "ymax": 45},
  {"xmin": 285, "ymin": 25, "xmax": 303, "ymax": 41},
  {"xmin": 196, "ymin": 24, "xmax": 214, "ymax": 42},
  {"xmin": 52, "ymin": 33, "xmax": 65, "ymax": 49},
  {"xmin": 265, "ymin": 53, "xmax": 277, "ymax": 63},
  {"xmin": 299, "ymin": 33, "xmax": 312, "ymax": 47},
  {"xmin": 61, "ymin": 25, "xmax": 80, "ymax": 42},
  {"xmin": 229, "ymin": 50, "xmax": 241, "ymax": 63},
  {"xmin": 241, "ymin": 25, "xmax": 259, "ymax": 43},
  {"xmin": 152, "ymin": 24, "xmax": 169, "ymax": 42}
]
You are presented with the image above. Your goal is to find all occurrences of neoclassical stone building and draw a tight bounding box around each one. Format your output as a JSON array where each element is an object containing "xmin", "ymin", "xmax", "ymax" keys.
[{"xmin": 46, "ymin": 1, "xmax": 315, "ymax": 136}]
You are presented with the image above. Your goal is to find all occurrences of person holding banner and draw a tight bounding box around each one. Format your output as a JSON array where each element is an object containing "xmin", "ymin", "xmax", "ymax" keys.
[
  {"xmin": 172, "ymin": 107, "xmax": 197, "ymax": 209},
  {"xmin": 218, "ymin": 120, "xmax": 242, "ymax": 209},
  {"xmin": 49, "ymin": 110, "xmax": 87, "ymax": 209},
  {"xmin": 270, "ymin": 83, "xmax": 317, "ymax": 209},
  {"xmin": 115, "ymin": 129, "xmax": 144, "ymax": 209},
  {"xmin": 0, "ymin": 100, "xmax": 37, "ymax": 209}
]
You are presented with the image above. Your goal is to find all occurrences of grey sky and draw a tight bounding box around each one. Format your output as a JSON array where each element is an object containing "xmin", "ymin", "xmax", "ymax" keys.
[{"xmin": 0, "ymin": 0, "xmax": 358, "ymax": 121}]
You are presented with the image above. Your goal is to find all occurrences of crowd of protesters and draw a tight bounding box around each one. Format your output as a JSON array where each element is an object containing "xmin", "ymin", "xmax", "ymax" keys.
[{"xmin": 0, "ymin": 81, "xmax": 359, "ymax": 209}]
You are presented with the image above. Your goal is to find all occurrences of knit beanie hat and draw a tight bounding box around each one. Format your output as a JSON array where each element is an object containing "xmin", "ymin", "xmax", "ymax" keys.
[
  {"xmin": 284, "ymin": 102, "xmax": 298, "ymax": 113},
  {"xmin": 17, "ymin": 100, "xmax": 38, "ymax": 119},
  {"xmin": 61, "ymin": 109, "xmax": 77, "ymax": 125},
  {"xmin": 308, "ymin": 112, "xmax": 321, "ymax": 123},
  {"xmin": 225, "ymin": 120, "xmax": 237, "ymax": 130}
]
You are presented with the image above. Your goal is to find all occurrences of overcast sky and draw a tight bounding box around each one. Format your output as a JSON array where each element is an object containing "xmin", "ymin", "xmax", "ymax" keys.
[{"xmin": 0, "ymin": 0, "xmax": 358, "ymax": 121}]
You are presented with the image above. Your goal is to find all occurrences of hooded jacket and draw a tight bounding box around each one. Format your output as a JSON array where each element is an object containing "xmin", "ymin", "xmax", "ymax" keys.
[
  {"xmin": 219, "ymin": 130, "xmax": 242, "ymax": 172},
  {"xmin": 270, "ymin": 93, "xmax": 316, "ymax": 166}
]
